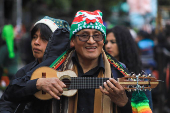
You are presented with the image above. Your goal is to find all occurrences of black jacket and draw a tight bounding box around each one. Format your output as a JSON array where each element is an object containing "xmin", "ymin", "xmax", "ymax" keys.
[{"xmin": 0, "ymin": 28, "xmax": 70, "ymax": 113}]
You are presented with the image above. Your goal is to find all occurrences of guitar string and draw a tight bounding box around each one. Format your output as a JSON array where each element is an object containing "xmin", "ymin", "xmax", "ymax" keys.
[{"xmin": 62, "ymin": 77, "xmax": 150, "ymax": 89}]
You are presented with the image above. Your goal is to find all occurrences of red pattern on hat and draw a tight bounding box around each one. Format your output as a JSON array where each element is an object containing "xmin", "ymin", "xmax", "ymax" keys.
[
  {"xmin": 72, "ymin": 10, "xmax": 103, "ymax": 25},
  {"xmin": 85, "ymin": 18, "xmax": 96, "ymax": 24}
]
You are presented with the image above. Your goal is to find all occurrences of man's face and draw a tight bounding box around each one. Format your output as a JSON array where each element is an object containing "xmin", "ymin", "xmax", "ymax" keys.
[{"xmin": 71, "ymin": 29, "xmax": 104, "ymax": 61}]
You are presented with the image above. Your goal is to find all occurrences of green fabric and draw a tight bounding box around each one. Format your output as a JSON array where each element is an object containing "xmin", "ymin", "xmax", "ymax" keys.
[
  {"xmin": 35, "ymin": 16, "xmax": 70, "ymax": 32},
  {"xmin": 1, "ymin": 24, "xmax": 15, "ymax": 58},
  {"xmin": 131, "ymin": 91, "xmax": 149, "ymax": 104},
  {"xmin": 0, "ymin": 45, "xmax": 18, "ymax": 76},
  {"xmin": 131, "ymin": 91, "xmax": 152, "ymax": 113},
  {"xmin": 44, "ymin": 16, "xmax": 70, "ymax": 30},
  {"xmin": 70, "ymin": 10, "xmax": 106, "ymax": 41}
]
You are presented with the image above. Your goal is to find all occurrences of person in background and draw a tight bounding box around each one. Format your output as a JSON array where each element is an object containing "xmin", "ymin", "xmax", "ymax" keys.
[
  {"xmin": 0, "ymin": 23, "xmax": 18, "ymax": 90},
  {"xmin": 104, "ymin": 25, "xmax": 153, "ymax": 112},
  {"xmin": 136, "ymin": 30, "xmax": 157, "ymax": 75},
  {"xmin": 0, "ymin": 16, "xmax": 70, "ymax": 113},
  {"xmin": 105, "ymin": 26, "xmax": 142, "ymax": 74}
]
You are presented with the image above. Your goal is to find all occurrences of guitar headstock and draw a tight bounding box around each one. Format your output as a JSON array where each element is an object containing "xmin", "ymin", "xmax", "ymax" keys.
[{"xmin": 118, "ymin": 73, "xmax": 159, "ymax": 92}]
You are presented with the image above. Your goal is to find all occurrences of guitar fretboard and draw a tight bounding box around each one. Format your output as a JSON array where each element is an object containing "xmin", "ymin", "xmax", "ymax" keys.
[{"xmin": 68, "ymin": 77, "xmax": 109, "ymax": 89}]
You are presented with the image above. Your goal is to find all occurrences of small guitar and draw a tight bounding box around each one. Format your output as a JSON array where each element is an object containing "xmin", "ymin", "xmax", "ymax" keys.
[{"xmin": 31, "ymin": 66, "xmax": 159, "ymax": 100}]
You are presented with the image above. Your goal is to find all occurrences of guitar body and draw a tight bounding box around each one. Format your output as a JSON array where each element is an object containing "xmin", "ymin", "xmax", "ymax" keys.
[{"xmin": 30, "ymin": 66, "xmax": 77, "ymax": 100}]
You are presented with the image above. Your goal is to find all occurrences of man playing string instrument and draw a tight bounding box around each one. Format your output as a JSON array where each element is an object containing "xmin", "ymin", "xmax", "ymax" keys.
[{"xmin": 2, "ymin": 10, "xmax": 133, "ymax": 113}]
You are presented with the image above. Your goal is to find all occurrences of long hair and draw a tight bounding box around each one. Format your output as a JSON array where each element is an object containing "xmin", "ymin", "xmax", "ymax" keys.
[
  {"xmin": 31, "ymin": 23, "xmax": 52, "ymax": 41},
  {"xmin": 106, "ymin": 26, "xmax": 142, "ymax": 74}
]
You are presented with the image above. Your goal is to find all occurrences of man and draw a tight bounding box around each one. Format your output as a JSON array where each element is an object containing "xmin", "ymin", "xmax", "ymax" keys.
[
  {"xmin": 66, "ymin": 10, "xmax": 132, "ymax": 113},
  {"xmin": 3, "ymin": 10, "xmax": 132, "ymax": 113}
]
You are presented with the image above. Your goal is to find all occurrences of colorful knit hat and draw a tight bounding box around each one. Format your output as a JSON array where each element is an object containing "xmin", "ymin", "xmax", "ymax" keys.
[
  {"xmin": 34, "ymin": 16, "xmax": 70, "ymax": 32},
  {"xmin": 1, "ymin": 24, "xmax": 15, "ymax": 58},
  {"xmin": 70, "ymin": 10, "xmax": 106, "ymax": 41}
]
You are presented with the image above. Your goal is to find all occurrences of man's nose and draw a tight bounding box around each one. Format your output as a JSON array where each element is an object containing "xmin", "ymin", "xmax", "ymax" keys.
[{"xmin": 87, "ymin": 36, "xmax": 96, "ymax": 43}]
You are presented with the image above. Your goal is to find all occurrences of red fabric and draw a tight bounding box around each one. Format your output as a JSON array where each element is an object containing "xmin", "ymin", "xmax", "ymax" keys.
[
  {"xmin": 85, "ymin": 18, "xmax": 96, "ymax": 24},
  {"xmin": 0, "ymin": 76, "xmax": 10, "ymax": 86}
]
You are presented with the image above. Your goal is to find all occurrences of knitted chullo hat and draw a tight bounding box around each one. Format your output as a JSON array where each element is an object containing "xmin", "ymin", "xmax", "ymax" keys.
[
  {"xmin": 34, "ymin": 16, "xmax": 70, "ymax": 32},
  {"xmin": 70, "ymin": 10, "xmax": 106, "ymax": 41},
  {"xmin": 1, "ymin": 24, "xmax": 15, "ymax": 58}
]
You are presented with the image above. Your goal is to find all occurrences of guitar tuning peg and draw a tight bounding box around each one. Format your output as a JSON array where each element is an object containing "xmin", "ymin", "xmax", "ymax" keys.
[
  {"xmin": 138, "ymin": 74, "xmax": 141, "ymax": 76},
  {"xmin": 149, "ymin": 89, "xmax": 152, "ymax": 91},
  {"xmin": 148, "ymin": 74, "xmax": 152, "ymax": 77},
  {"xmin": 127, "ymin": 89, "xmax": 131, "ymax": 92},
  {"xmin": 127, "ymin": 74, "xmax": 130, "ymax": 77},
  {"xmin": 144, "ymin": 89, "xmax": 147, "ymax": 91},
  {"xmin": 132, "ymin": 74, "xmax": 135, "ymax": 77},
  {"xmin": 142, "ymin": 74, "xmax": 146, "ymax": 77}
]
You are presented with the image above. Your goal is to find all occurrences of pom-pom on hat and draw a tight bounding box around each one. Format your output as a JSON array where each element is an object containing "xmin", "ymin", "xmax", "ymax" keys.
[
  {"xmin": 34, "ymin": 16, "xmax": 70, "ymax": 32},
  {"xmin": 70, "ymin": 10, "xmax": 106, "ymax": 41}
]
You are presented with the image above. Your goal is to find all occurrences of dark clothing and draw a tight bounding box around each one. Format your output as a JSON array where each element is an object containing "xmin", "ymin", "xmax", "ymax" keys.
[
  {"xmin": 0, "ymin": 45, "xmax": 18, "ymax": 80},
  {"xmin": 0, "ymin": 61, "xmax": 38, "ymax": 113},
  {"xmin": 0, "ymin": 27, "xmax": 132, "ymax": 113},
  {"xmin": 72, "ymin": 52, "xmax": 132, "ymax": 113},
  {"xmin": 0, "ymin": 28, "xmax": 70, "ymax": 113}
]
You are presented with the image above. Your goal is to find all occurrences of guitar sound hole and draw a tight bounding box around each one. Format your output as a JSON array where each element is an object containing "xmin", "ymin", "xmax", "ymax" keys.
[{"xmin": 62, "ymin": 78, "xmax": 71, "ymax": 88}]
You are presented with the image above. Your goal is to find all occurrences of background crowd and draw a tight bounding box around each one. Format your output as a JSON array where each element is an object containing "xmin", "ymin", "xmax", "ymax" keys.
[{"xmin": 0, "ymin": 0, "xmax": 170, "ymax": 113}]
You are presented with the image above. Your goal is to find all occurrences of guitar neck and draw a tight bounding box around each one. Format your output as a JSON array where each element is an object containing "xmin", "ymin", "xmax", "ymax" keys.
[
  {"xmin": 68, "ymin": 77, "xmax": 109, "ymax": 89},
  {"xmin": 66, "ymin": 77, "xmax": 158, "ymax": 90}
]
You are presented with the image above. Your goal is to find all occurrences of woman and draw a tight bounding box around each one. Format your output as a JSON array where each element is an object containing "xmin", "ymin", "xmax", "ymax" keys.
[
  {"xmin": 0, "ymin": 16, "xmax": 70, "ymax": 113},
  {"xmin": 104, "ymin": 25, "xmax": 153, "ymax": 111},
  {"xmin": 105, "ymin": 26, "xmax": 142, "ymax": 74}
]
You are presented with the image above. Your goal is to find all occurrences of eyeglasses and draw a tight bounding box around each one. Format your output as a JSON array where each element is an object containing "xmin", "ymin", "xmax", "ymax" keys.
[{"xmin": 75, "ymin": 34, "xmax": 104, "ymax": 42}]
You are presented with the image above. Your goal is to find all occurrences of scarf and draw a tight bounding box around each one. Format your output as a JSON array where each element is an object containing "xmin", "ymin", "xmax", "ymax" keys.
[{"xmin": 50, "ymin": 49, "xmax": 152, "ymax": 113}]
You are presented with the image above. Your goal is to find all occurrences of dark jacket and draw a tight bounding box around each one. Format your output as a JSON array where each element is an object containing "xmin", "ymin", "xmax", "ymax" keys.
[{"xmin": 0, "ymin": 28, "xmax": 70, "ymax": 113}]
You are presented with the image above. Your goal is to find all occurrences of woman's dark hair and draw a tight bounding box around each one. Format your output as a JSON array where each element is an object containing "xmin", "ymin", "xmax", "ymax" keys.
[
  {"xmin": 105, "ymin": 26, "xmax": 142, "ymax": 74},
  {"xmin": 31, "ymin": 23, "xmax": 52, "ymax": 41}
]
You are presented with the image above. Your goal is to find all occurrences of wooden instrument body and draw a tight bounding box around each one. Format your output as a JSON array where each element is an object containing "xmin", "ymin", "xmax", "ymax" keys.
[{"xmin": 31, "ymin": 67, "xmax": 77, "ymax": 100}]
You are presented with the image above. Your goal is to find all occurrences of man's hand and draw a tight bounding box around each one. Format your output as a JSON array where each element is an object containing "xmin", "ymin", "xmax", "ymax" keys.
[
  {"xmin": 36, "ymin": 78, "xmax": 66, "ymax": 100},
  {"xmin": 99, "ymin": 78, "xmax": 128, "ymax": 107}
]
